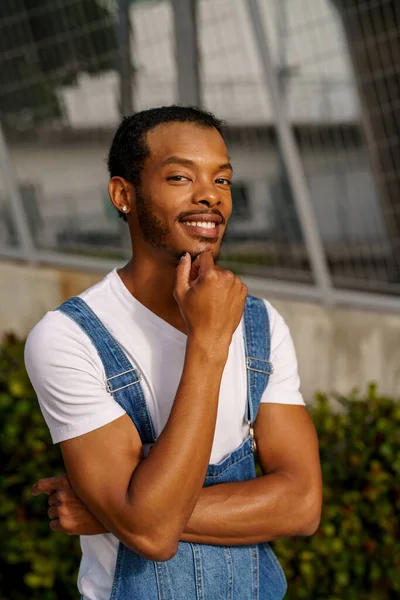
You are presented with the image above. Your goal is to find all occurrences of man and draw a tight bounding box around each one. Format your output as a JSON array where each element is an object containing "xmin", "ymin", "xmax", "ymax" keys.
[{"xmin": 25, "ymin": 105, "xmax": 322, "ymax": 600}]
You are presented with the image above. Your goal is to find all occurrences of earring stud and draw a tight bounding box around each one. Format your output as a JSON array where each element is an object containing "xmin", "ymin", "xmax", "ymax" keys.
[{"xmin": 122, "ymin": 206, "xmax": 127, "ymax": 212}]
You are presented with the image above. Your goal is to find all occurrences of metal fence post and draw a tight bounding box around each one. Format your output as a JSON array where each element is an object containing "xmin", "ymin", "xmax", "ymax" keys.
[
  {"xmin": 245, "ymin": 0, "xmax": 334, "ymax": 305},
  {"xmin": 171, "ymin": 0, "xmax": 201, "ymax": 106},
  {"xmin": 116, "ymin": 0, "xmax": 135, "ymax": 257},
  {"xmin": 0, "ymin": 122, "xmax": 35, "ymax": 260},
  {"xmin": 117, "ymin": 0, "xmax": 134, "ymax": 116}
]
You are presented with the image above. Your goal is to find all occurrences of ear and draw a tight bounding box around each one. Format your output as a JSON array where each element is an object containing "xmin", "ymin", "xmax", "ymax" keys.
[{"xmin": 108, "ymin": 176, "xmax": 135, "ymax": 216}]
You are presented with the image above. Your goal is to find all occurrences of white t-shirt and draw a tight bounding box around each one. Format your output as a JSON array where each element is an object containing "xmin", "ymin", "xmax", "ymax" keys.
[{"xmin": 24, "ymin": 268, "xmax": 304, "ymax": 600}]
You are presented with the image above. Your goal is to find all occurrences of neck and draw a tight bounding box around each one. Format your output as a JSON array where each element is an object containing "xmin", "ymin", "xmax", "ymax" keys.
[{"xmin": 118, "ymin": 251, "xmax": 187, "ymax": 333}]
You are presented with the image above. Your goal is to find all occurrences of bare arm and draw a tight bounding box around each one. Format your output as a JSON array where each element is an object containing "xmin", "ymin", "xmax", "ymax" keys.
[
  {"xmin": 181, "ymin": 404, "xmax": 322, "ymax": 544},
  {"xmin": 34, "ymin": 252, "xmax": 247, "ymax": 561},
  {"xmin": 37, "ymin": 405, "xmax": 321, "ymax": 545}
]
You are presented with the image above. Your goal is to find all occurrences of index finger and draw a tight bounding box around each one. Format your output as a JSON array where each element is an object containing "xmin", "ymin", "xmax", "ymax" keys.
[{"xmin": 32, "ymin": 475, "xmax": 69, "ymax": 496}]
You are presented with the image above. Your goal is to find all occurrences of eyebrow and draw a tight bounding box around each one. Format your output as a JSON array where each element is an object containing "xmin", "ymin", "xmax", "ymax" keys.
[{"xmin": 159, "ymin": 156, "xmax": 233, "ymax": 172}]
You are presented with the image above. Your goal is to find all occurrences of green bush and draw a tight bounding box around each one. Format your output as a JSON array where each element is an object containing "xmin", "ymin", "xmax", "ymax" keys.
[
  {"xmin": 1, "ymin": 335, "xmax": 399, "ymax": 599},
  {"xmin": 273, "ymin": 386, "xmax": 400, "ymax": 600},
  {"xmin": 0, "ymin": 335, "xmax": 80, "ymax": 600}
]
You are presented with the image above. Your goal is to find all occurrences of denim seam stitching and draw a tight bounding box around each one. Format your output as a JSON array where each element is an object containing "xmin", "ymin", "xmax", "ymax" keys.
[
  {"xmin": 243, "ymin": 299, "xmax": 253, "ymax": 424},
  {"xmin": 251, "ymin": 545, "xmax": 259, "ymax": 600},
  {"xmin": 154, "ymin": 561, "xmax": 166, "ymax": 600},
  {"xmin": 109, "ymin": 542, "xmax": 124, "ymax": 600},
  {"xmin": 224, "ymin": 547, "xmax": 233, "ymax": 600},
  {"xmin": 192, "ymin": 544, "xmax": 204, "ymax": 600},
  {"xmin": 248, "ymin": 299, "xmax": 256, "ymax": 424}
]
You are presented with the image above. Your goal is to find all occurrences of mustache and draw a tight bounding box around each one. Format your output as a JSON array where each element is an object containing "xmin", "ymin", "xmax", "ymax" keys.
[{"xmin": 176, "ymin": 208, "xmax": 226, "ymax": 225}]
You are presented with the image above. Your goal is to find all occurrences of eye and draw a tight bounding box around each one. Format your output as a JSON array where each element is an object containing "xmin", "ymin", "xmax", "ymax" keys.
[
  {"xmin": 167, "ymin": 175, "xmax": 191, "ymax": 182},
  {"xmin": 215, "ymin": 178, "xmax": 232, "ymax": 186}
]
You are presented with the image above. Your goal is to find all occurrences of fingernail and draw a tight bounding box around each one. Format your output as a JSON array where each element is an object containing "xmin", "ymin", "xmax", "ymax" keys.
[{"xmin": 180, "ymin": 252, "xmax": 187, "ymax": 260}]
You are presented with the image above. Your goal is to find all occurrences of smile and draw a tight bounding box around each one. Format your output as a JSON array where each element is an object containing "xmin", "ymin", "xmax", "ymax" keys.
[
  {"xmin": 180, "ymin": 220, "xmax": 220, "ymax": 240},
  {"xmin": 183, "ymin": 221, "xmax": 217, "ymax": 229}
]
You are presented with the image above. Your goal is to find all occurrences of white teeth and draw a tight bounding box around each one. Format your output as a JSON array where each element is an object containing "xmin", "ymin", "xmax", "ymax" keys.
[{"xmin": 183, "ymin": 221, "xmax": 216, "ymax": 229}]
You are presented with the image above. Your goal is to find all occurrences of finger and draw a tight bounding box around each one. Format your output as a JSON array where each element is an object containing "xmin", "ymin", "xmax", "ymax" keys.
[
  {"xmin": 32, "ymin": 477, "xmax": 64, "ymax": 496},
  {"xmin": 32, "ymin": 475, "xmax": 69, "ymax": 496},
  {"xmin": 48, "ymin": 493, "xmax": 59, "ymax": 507},
  {"xmin": 48, "ymin": 506, "xmax": 59, "ymax": 520},
  {"xmin": 49, "ymin": 519, "xmax": 62, "ymax": 532},
  {"xmin": 32, "ymin": 481, "xmax": 52, "ymax": 496},
  {"xmin": 174, "ymin": 252, "xmax": 192, "ymax": 298},
  {"xmin": 197, "ymin": 251, "xmax": 215, "ymax": 277}
]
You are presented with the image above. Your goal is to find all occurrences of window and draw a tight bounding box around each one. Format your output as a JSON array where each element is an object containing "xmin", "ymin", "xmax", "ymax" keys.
[{"xmin": 230, "ymin": 182, "xmax": 251, "ymax": 221}]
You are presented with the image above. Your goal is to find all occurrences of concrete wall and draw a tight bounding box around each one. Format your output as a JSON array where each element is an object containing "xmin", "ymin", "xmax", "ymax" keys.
[{"xmin": 1, "ymin": 260, "xmax": 399, "ymax": 401}]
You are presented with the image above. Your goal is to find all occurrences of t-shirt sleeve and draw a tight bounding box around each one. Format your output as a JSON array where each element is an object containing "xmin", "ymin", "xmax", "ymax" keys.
[
  {"xmin": 260, "ymin": 300, "xmax": 305, "ymax": 406},
  {"xmin": 24, "ymin": 311, "xmax": 126, "ymax": 444}
]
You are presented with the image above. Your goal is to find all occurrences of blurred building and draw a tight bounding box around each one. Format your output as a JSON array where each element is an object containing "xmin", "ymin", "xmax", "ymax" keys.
[{"xmin": 0, "ymin": 0, "xmax": 398, "ymax": 298}]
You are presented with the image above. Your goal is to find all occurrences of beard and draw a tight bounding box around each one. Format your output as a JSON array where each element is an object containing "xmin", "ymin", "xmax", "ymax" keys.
[{"xmin": 135, "ymin": 189, "xmax": 222, "ymax": 262}]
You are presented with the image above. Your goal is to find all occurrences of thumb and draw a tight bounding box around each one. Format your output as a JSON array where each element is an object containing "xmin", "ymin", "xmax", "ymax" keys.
[
  {"xmin": 197, "ymin": 250, "xmax": 215, "ymax": 277},
  {"xmin": 174, "ymin": 252, "xmax": 192, "ymax": 300},
  {"xmin": 189, "ymin": 255, "xmax": 201, "ymax": 283}
]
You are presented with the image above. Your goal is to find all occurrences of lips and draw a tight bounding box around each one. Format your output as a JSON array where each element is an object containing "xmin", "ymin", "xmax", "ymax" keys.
[
  {"xmin": 178, "ymin": 216, "xmax": 220, "ymax": 240},
  {"xmin": 178, "ymin": 212, "xmax": 225, "ymax": 239},
  {"xmin": 179, "ymin": 214, "xmax": 223, "ymax": 225},
  {"xmin": 181, "ymin": 222, "xmax": 219, "ymax": 239}
]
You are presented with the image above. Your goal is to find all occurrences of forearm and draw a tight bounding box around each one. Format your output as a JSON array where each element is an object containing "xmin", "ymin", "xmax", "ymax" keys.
[
  {"xmin": 181, "ymin": 472, "xmax": 320, "ymax": 545},
  {"xmin": 57, "ymin": 470, "xmax": 319, "ymax": 542},
  {"xmin": 81, "ymin": 471, "xmax": 318, "ymax": 542},
  {"xmin": 126, "ymin": 335, "xmax": 228, "ymax": 543},
  {"xmin": 60, "ymin": 337, "xmax": 228, "ymax": 547}
]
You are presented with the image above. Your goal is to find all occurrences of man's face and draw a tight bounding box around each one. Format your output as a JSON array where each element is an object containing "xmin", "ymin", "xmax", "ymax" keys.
[{"xmin": 133, "ymin": 122, "xmax": 233, "ymax": 261}]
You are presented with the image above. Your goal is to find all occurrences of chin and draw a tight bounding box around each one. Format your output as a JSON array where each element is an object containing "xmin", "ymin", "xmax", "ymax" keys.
[
  {"xmin": 168, "ymin": 235, "xmax": 223, "ymax": 263},
  {"xmin": 190, "ymin": 247, "xmax": 221, "ymax": 262}
]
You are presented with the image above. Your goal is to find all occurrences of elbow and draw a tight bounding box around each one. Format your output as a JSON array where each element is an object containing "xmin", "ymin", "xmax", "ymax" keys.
[
  {"xmin": 120, "ymin": 504, "xmax": 184, "ymax": 561},
  {"xmin": 296, "ymin": 493, "xmax": 322, "ymax": 537},
  {"xmin": 126, "ymin": 531, "xmax": 180, "ymax": 562},
  {"xmin": 148, "ymin": 541, "xmax": 179, "ymax": 562},
  {"xmin": 297, "ymin": 515, "xmax": 321, "ymax": 537}
]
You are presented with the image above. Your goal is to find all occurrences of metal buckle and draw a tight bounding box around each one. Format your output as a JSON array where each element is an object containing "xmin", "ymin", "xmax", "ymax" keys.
[
  {"xmin": 249, "ymin": 421, "xmax": 257, "ymax": 453},
  {"xmin": 246, "ymin": 357, "xmax": 274, "ymax": 375},
  {"xmin": 105, "ymin": 368, "xmax": 142, "ymax": 394}
]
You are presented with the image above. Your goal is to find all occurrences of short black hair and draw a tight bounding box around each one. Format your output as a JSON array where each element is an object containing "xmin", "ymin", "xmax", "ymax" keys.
[{"xmin": 107, "ymin": 105, "xmax": 226, "ymax": 220}]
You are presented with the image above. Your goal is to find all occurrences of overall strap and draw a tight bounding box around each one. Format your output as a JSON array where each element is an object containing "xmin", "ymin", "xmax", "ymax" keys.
[
  {"xmin": 243, "ymin": 295, "xmax": 273, "ymax": 426},
  {"xmin": 58, "ymin": 297, "xmax": 156, "ymax": 445}
]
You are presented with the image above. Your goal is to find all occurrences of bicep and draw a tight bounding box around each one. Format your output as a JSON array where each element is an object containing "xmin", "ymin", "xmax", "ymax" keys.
[
  {"xmin": 254, "ymin": 404, "xmax": 321, "ymax": 493},
  {"xmin": 61, "ymin": 414, "xmax": 143, "ymax": 543}
]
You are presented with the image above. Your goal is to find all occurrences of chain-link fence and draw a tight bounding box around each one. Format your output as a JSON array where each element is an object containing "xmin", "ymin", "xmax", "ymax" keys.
[{"xmin": 0, "ymin": 0, "xmax": 399, "ymax": 309}]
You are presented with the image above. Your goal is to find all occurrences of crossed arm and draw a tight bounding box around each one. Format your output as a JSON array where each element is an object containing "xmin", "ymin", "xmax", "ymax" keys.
[{"xmin": 34, "ymin": 403, "xmax": 322, "ymax": 551}]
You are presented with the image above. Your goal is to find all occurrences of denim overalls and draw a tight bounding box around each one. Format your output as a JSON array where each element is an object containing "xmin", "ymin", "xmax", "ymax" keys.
[{"xmin": 59, "ymin": 294, "xmax": 287, "ymax": 600}]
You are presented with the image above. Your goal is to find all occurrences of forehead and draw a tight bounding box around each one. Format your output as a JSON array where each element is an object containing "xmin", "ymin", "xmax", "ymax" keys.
[{"xmin": 144, "ymin": 122, "xmax": 229, "ymax": 166}]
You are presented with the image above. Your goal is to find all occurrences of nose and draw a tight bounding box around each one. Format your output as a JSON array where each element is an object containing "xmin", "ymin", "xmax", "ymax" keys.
[
  {"xmin": 192, "ymin": 181, "xmax": 221, "ymax": 208},
  {"xmin": 198, "ymin": 198, "xmax": 217, "ymax": 208}
]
